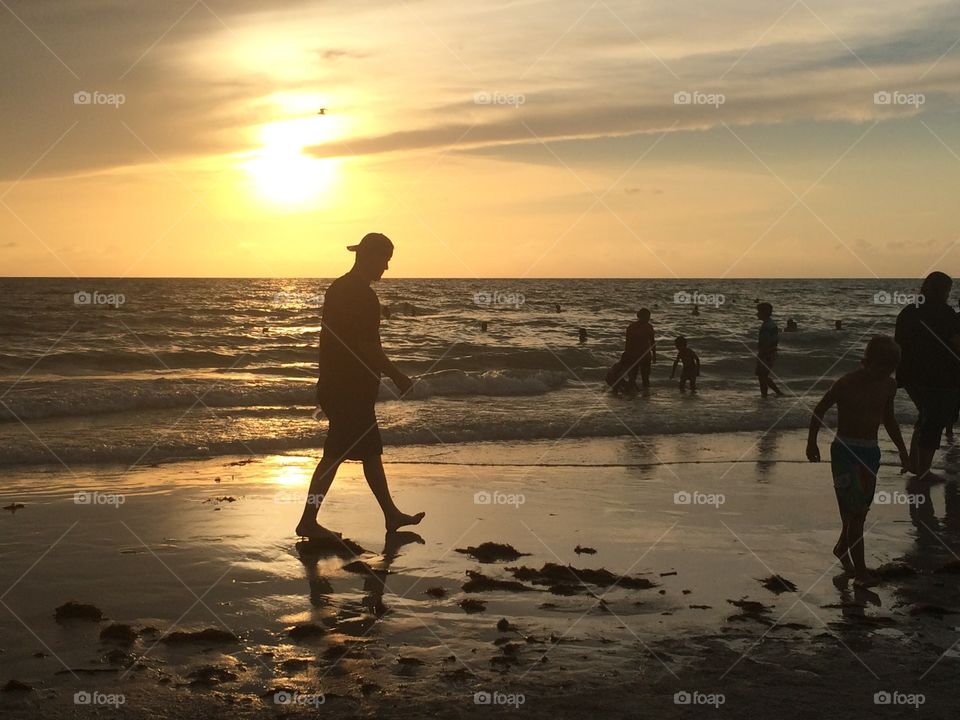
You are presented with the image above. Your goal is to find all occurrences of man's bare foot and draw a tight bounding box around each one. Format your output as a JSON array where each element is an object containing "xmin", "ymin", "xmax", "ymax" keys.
[
  {"xmin": 853, "ymin": 571, "xmax": 879, "ymax": 588},
  {"xmin": 386, "ymin": 510, "xmax": 425, "ymax": 533},
  {"xmin": 295, "ymin": 519, "xmax": 342, "ymax": 540},
  {"xmin": 833, "ymin": 544, "xmax": 855, "ymax": 574}
]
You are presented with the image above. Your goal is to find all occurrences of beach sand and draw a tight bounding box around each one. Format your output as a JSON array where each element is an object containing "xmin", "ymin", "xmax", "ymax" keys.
[{"xmin": 2, "ymin": 431, "xmax": 959, "ymax": 718}]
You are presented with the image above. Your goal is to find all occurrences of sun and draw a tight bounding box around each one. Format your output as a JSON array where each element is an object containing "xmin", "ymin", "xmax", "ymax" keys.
[{"xmin": 243, "ymin": 113, "xmax": 341, "ymax": 207}]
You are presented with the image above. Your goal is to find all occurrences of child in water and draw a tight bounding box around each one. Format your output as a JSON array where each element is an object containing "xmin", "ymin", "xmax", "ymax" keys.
[
  {"xmin": 806, "ymin": 336, "xmax": 911, "ymax": 586},
  {"xmin": 755, "ymin": 302, "xmax": 782, "ymax": 397},
  {"xmin": 670, "ymin": 336, "xmax": 700, "ymax": 391}
]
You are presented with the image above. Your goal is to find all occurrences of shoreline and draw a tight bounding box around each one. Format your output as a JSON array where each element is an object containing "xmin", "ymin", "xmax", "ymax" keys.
[{"xmin": 2, "ymin": 432, "xmax": 959, "ymax": 717}]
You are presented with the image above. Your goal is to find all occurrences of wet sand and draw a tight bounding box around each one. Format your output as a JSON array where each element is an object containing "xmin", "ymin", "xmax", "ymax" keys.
[{"xmin": 1, "ymin": 431, "xmax": 959, "ymax": 718}]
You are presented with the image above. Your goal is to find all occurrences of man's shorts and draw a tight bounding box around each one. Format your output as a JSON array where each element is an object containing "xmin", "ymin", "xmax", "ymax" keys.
[
  {"xmin": 830, "ymin": 437, "xmax": 880, "ymax": 516},
  {"xmin": 317, "ymin": 383, "xmax": 382, "ymax": 461},
  {"xmin": 905, "ymin": 385, "xmax": 960, "ymax": 451},
  {"xmin": 755, "ymin": 351, "xmax": 776, "ymax": 377}
]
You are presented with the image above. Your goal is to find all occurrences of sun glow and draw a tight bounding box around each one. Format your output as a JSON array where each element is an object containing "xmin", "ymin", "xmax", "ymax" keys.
[{"xmin": 243, "ymin": 113, "xmax": 343, "ymax": 207}]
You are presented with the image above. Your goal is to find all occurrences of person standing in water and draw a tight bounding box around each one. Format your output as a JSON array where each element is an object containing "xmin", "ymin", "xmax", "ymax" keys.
[
  {"xmin": 755, "ymin": 302, "xmax": 782, "ymax": 397},
  {"xmin": 670, "ymin": 336, "xmax": 700, "ymax": 391},
  {"xmin": 296, "ymin": 233, "xmax": 425, "ymax": 539},
  {"xmin": 894, "ymin": 271, "xmax": 960, "ymax": 483},
  {"xmin": 624, "ymin": 309, "xmax": 656, "ymax": 390}
]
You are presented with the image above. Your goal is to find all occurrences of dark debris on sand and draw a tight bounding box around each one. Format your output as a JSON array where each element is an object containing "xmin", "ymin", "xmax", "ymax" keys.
[
  {"xmin": 574, "ymin": 545, "xmax": 597, "ymax": 555},
  {"xmin": 759, "ymin": 574, "xmax": 798, "ymax": 594},
  {"xmin": 2, "ymin": 503, "xmax": 25, "ymax": 513},
  {"xmin": 455, "ymin": 542, "xmax": 530, "ymax": 563},
  {"xmin": 507, "ymin": 563, "xmax": 657, "ymax": 592},
  {"xmin": 187, "ymin": 665, "xmax": 239, "ymax": 687},
  {"xmin": 2, "ymin": 679, "xmax": 33, "ymax": 692},
  {"xmin": 462, "ymin": 570, "xmax": 536, "ymax": 593},
  {"xmin": 424, "ymin": 586, "xmax": 446, "ymax": 598},
  {"xmin": 99, "ymin": 623, "xmax": 139, "ymax": 645},
  {"xmin": 458, "ymin": 599, "xmax": 486, "ymax": 614},
  {"xmin": 54, "ymin": 601, "xmax": 104, "ymax": 623},
  {"xmin": 160, "ymin": 628, "xmax": 239, "ymax": 645},
  {"xmin": 295, "ymin": 536, "xmax": 365, "ymax": 559},
  {"xmin": 726, "ymin": 598, "xmax": 774, "ymax": 624},
  {"xmin": 285, "ymin": 623, "xmax": 327, "ymax": 642}
]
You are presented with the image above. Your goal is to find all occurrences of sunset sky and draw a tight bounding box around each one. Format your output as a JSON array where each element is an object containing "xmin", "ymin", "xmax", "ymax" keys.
[{"xmin": 2, "ymin": 0, "xmax": 959, "ymax": 278}]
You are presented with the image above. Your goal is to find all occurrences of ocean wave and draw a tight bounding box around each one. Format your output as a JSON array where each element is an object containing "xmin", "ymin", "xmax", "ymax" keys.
[
  {"xmin": 0, "ymin": 369, "xmax": 568, "ymax": 422},
  {"xmin": 0, "ymin": 412, "xmax": 816, "ymax": 468}
]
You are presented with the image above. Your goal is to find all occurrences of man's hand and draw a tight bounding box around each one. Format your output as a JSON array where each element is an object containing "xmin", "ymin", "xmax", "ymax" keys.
[
  {"xmin": 391, "ymin": 372, "xmax": 414, "ymax": 397},
  {"xmin": 806, "ymin": 441, "xmax": 820, "ymax": 463}
]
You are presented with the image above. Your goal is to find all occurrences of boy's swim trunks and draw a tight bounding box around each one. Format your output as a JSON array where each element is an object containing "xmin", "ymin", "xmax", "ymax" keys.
[{"xmin": 830, "ymin": 437, "xmax": 880, "ymax": 516}]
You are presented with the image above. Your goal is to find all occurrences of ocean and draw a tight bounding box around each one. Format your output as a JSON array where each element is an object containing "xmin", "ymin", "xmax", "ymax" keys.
[{"xmin": 0, "ymin": 277, "xmax": 930, "ymax": 468}]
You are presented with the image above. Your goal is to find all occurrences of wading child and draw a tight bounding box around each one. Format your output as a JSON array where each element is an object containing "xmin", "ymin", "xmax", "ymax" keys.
[
  {"xmin": 756, "ymin": 302, "xmax": 782, "ymax": 397},
  {"xmin": 670, "ymin": 336, "xmax": 700, "ymax": 391},
  {"xmin": 806, "ymin": 336, "xmax": 911, "ymax": 586}
]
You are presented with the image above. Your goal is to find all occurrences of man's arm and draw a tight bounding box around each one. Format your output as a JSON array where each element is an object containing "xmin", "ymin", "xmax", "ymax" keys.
[
  {"xmin": 807, "ymin": 381, "xmax": 839, "ymax": 461},
  {"xmin": 883, "ymin": 383, "xmax": 911, "ymax": 470},
  {"xmin": 357, "ymin": 336, "xmax": 411, "ymax": 395}
]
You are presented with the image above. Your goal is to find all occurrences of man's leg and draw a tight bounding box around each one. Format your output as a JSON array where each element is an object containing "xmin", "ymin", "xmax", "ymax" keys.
[
  {"xmin": 296, "ymin": 455, "xmax": 343, "ymax": 538},
  {"xmin": 362, "ymin": 456, "xmax": 425, "ymax": 532},
  {"xmin": 640, "ymin": 358, "xmax": 651, "ymax": 388}
]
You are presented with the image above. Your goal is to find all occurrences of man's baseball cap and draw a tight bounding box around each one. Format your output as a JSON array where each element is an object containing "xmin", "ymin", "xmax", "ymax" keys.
[{"xmin": 347, "ymin": 232, "xmax": 393, "ymax": 254}]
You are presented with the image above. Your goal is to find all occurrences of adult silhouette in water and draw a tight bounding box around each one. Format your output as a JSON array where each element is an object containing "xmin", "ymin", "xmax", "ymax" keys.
[
  {"xmin": 624, "ymin": 309, "xmax": 656, "ymax": 390},
  {"xmin": 296, "ymin": 233, "xmax": 425, "ymax": 539},
  {"xmin": 894, "ymin": 271, "xmax": 960, "ymax": 484}
]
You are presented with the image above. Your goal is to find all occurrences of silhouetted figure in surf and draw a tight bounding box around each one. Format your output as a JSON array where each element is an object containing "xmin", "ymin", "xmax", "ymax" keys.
[
  {"xmin": 623, "ymin": 309, "xmax": 656, "ymax": 390},
  {"xmin": 806, "ymin": 336, "xmax": 911, "ymax": 586},
  {"xmin": 670, "ymin": 336, "xmax": 700, "ymax": 391},
  {"xmin": 755, "ymin": 302, "xmax": 782, "ymax": 397},
  {"xmin": 894, "ymin": 271, "xmax": 960, "ymax": 484},
  {"xmin": 947, "ymin": 297, "xmax": 960, "ymax": 441},
  {"xmin": 785, "ymin": 318, "xmax": 798, "ymax": 332},
  {"xmin": 296, "ymin": 233, "xmax": 425, "ymax": 539},
  {"xmin": 835, "ymin": 320, "xmax": 843, "ymax": 330}
]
